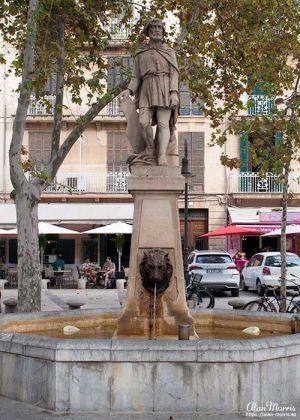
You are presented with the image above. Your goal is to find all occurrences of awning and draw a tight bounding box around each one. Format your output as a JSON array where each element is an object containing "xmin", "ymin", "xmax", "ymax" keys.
[
  {"xmin": 228, "ymin": 207, "xmax": 300, "ymax": 225},
  {"xmin": 0, "ymin": 203, "xmax": 134, "ymax": 226},
  {"xmin": 262, "ymin": 224, "xmax": 300, "ymax": 237},
  {"xmin": 200, "ymin": 225, "xmax": 262, "ymax": 237},
  {"xmin": 236, "ymin": 224, "xmax": 280, "ymax": 234}
]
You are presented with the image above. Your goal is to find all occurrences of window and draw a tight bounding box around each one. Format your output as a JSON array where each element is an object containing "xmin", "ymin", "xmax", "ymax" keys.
[
  {"xmin": 0, "ymin": 240, "xmax": 5, "ymax": 265},
  {"xmin": 109, "ymin": 13, "xmax": 133, "ymax": 40},
  {"xmin": 29, "ymin": 75, "xmax": 56, "ymax": 115},
  {"xmin": 81, "ymin": 239, "xmax": 98, "ymax": 263},
  {"xmin": 107, "ymin": 56, "xmax": 132, "ymax": 88},
  {"xmin": 44, "ymin": 74, "xmax": 57, "ymax": 95},
  {"xmin": 107, "ymin": 56, "xmax": 132, "ymax": 115},
  {"xmin": 9, "ymin": 239, "xmax": 17, "ymax": 264},
  {"xmin": 180, "ymin": 84, "xmax": 202, "ymax": 116},
  {"xmin": 57, "ymin": 239, "xmax": 75, "ymax": 264},
  {"xmin": 28, "ymin": 131, "xmax": 52, "ymax": 170},
  {"xmin": 266, "ymin": 255, "xmax": 300, "ymax": 267},
  {"xmin": 251, "ymin": 255, "xmax": 263, "ymax": 266},
  {"xmin": 107, "ymin": 131, "xmax": 132, "ymax": 172},
  {"xmin": 195, "ymin": 255, "xmax": 232, "ymax": 264},
  {"xmin": 178, "ymin": 132, "xmax": 204, "ymax": 191}
]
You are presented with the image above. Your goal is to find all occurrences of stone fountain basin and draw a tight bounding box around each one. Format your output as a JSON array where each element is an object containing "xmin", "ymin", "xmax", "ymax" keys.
[{"xmin": 0, "ymin": 308, "xmax": 300, "ymax": 415}]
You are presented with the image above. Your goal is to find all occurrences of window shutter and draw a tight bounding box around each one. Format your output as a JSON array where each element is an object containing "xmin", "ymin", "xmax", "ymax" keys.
[
  {"xmin": 107, "ymin": 131, "xmax": 131, "ymax": 171},
  {"xmin": 191, "ymin": 132, "xmax": 204, "ymax": 191},
  {"xmin": 28, "ymin": 131, "xmax": 52, "ymax": 170},
  {"xmin": 239, "ymin": 133, "xmax": 249, "ymax": 173},
  {"xmin": 178, "ymin": 132, "xmax": 204, "ymax": 191},
  {"xmin": 250, "ymin": 85, "xmax": 265, "ymax": 95},
  {"xmin": 275, "ymin": 131, "xmax": 283, "ymax": 146}
]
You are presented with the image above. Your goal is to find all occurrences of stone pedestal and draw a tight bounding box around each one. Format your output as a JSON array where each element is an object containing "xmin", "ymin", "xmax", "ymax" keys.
[{"xmin": 116, "ymin": 166, "xmax": 194, "ymax": 338}]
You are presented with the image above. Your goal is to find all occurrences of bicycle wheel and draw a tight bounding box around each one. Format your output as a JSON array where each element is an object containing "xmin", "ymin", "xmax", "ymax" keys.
[
  {"xmin": 289, "ymin": 303, "xmax": 300, "ymax": 313},
  {"xmin": 188, "ymin": 289, "xmax": 215, "ymax": 309},
  {"xmin": 243, "ymin": 300, "xmax": 268, "ymax": 311},
  {"xmin": 264, "ymin": 301, "xmax": 278, "ymax": 312}
]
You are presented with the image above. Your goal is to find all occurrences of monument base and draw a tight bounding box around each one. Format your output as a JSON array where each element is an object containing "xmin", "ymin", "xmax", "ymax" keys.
[{"xmin": 116, "ymin": 166, "xmax": 195, "ymax": 338}]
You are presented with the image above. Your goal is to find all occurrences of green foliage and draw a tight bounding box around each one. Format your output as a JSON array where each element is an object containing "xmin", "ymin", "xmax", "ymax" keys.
[
  {"xmin": 115, "ymin": 234, "xmax": 125, "ymax": 254},
  {"xmin": 39, "ymin": 234, "xmax": 47, "ymax": 252},
  {"xmin": 152, "ymin": 0, "xmax": 300, "ymax": 177}
]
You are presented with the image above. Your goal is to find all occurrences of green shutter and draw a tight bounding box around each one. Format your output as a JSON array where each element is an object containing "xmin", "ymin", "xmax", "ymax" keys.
[
  {"xmin": 274, "ymin": 131, "xmax": 283, "ymax": 192},
  {"xmin": 250, "ymin": 85, "xmax": 265, "ymax": 95},
  {"xmin": 240, "ymin": 133, "xmax": 249, "ymax": 192},
  {"xmin": 275, "ymin": 131, "xmax": 283, "ymax": 146},
  {"xmin": 240, "ymin": 133, "xmax": 249, "ymax": 172}
]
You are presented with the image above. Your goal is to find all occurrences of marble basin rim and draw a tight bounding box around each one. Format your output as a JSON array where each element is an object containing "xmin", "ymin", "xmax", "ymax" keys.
[{"xmin": 0, "ymin": 308, "xmax": 300, "ymax": 414}]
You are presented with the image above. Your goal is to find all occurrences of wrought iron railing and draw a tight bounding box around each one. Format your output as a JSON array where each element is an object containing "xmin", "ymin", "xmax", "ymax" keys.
[
  {"xmin": 29, "ymin": 95, "xmax": 56, "ymax": 115},
  {"xmin": 107, "ymin": 97, "xmax": 121, "ymax": 115},
  {"xmin": 247, "ymin": 95, "xmax": 275, "ymax": 115},
  {"xmin": 109, "ymin": 17, "xmax": 133, "ymax": 40},
  {"xmin": 228, "ymin": 172, "xmax": 300, "ymax": 194},
  {"xmin": 43, "ymin": 171, "xmax": 129, "ymax": 194}
]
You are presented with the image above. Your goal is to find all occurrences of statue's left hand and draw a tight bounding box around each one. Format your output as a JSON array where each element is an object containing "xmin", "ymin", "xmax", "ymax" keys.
[{"xmin": 169, "ymin": 91, "xmax": 179, "ymax": 109}]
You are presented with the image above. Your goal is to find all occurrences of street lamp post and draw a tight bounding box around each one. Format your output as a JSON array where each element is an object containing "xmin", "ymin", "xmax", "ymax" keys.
[{"xmin": 181, "ymin": 140, "xmax": 192, "ymax": 286}]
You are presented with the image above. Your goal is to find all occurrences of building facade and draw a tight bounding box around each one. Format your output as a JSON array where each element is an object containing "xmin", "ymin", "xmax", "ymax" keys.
[{"xmin": 1, "ymin": 15, "xmax": 300, "ymax": 268}]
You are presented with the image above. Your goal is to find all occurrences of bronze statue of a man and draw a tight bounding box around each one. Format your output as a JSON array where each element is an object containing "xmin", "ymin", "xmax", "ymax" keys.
[{"xmin": 121, "ymin": 18, "xmax": 179, "ymax": 166}]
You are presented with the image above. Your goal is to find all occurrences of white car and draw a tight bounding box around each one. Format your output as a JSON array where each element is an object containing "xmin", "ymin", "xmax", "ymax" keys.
[
  {"xmin": 188, "ymin": 250, "xmax": 240, "ymax": 296},
  {"xmin": 241, "ymin": 252, "xmax": 300, "ymax": 295}
]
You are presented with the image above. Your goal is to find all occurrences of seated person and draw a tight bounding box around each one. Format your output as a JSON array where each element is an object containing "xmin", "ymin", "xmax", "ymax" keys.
[
  {"xmin": 102, "ymin": 256, "xmax": 116, "ymax": 288},
  {"xmin": 53, "ymin": 254, "xmax": 65, "ymax": 271},
  {"xmin": 80, "ymin": 257, "xmax": 97, "ymax": 285},
  {"xmin": 52, "ymin": 254, "xmax": 65, "ymax": 287}
]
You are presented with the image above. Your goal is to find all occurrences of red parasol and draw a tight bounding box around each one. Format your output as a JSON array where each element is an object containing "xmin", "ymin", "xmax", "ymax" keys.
[{"xmin": 199, "ymin": 225, "xmax": 262, "ymax": 237}]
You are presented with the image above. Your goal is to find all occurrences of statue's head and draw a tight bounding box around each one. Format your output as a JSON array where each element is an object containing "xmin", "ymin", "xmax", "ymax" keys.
[{"xmin": 143, "ymin": 18, "xmax": 165, "ymax": 40}]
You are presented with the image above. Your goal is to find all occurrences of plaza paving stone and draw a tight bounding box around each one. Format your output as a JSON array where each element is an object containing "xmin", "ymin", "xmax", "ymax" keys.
[{"xmin": 0, "ymin": 396, "xmax": 262, "ymax": 420}]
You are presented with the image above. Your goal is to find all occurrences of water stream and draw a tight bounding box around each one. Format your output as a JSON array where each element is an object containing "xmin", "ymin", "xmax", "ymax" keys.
[{"xmin": 149, "ymin": 283, "xmax": 157, "ymax": 340}]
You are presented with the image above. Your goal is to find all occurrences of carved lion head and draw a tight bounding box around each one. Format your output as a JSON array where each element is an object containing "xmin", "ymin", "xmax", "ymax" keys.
[{"xmin": 139, "ymin": 248, "xmax": 173, "ymax": 295}]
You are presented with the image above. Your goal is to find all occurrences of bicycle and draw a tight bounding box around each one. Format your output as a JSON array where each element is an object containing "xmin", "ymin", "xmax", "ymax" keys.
[
  {"xmin": 243, "ymin": 279, "xmax": 300, "ymax": 313},
  {"xmin": 186, "ymin": 272, "xmax": 215, "ymax": 309}
]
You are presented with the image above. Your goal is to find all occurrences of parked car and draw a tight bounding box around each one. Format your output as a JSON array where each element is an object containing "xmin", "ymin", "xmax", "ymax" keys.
[
  {"xmin": 241, "ymin": 252, "xmax": 300, "ymax": 295},
  {"xmin": 188, "ymin": 250, "xmax": 240, "ymax": 296}
]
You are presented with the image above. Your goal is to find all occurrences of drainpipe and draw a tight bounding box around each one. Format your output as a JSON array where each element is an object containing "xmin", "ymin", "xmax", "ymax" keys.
[{"xmin": 2, "ymin": 46, "xmax": 7, "ymax": 198}]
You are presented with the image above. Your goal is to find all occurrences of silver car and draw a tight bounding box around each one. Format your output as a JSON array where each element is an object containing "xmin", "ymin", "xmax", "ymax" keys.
[{"xmin": 188, "ymin": 250, "xmax": 240, "ymax": 296}]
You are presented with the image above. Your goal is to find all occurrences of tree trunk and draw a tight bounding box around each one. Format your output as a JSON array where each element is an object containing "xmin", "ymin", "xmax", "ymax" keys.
[
  {"xmin": 16, "ymin": 184, "xmax": 41, "ymax": 312},
  {"xmin": 9, "ymin": 0, "xmax": 41, "ymax": 312},
  {"xmin": 280, "ymin": 161, "xmax": 289, "ymax": 312}
]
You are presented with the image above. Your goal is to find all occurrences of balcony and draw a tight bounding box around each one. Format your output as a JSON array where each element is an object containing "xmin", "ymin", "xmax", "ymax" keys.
[
  {"xmin": 107, "ymin": 97, "xmax": 121, "ymax": 116},
  {"xmin": 180, "ymin": 103, "xmax": 202, "ymax": 116},
  {"xmin": 247, "ymin": 95, "xmax": 275, "ymax": 115},
  {"xmin": 109, "ymin": 17, "xmax": 133, "ymax": 40},
  {"xmin": 29, "ymin": 95, "xmax": 56, "ymax": 115},
  {"xmin": 229, "ymin": 172, "xmax": 300, "ymax": 194},
  {"xmin": 44, "ymin": 171, "xmax": 129, "ymax": 194}
]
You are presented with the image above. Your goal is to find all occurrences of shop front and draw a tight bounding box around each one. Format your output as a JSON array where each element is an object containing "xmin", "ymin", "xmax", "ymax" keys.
[{"xmin": 227, "ymin": 207, "xmax": 300, "ymax": 258}]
